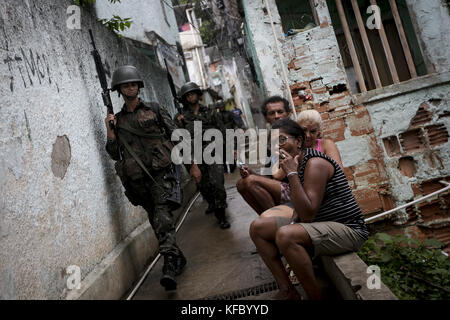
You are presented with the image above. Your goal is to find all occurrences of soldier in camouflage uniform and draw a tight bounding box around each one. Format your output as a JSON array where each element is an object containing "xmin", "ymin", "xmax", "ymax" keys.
[
  {"xmin": 175, "ymin": 82, "xmax": 231, "ymax": 229},
  {"xmin": 105, "ymin": 65, "xmax": 186, "ymax": 291},
  {"xmin": 215, "ymin": 99, "xmax": 239, "ymax": 173}
]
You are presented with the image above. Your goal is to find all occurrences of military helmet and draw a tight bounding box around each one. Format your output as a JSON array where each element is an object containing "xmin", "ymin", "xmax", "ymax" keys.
[
  {"xmin": 111, "ymin": 65, "xmax": 144, "ymax": 92},
  {"xmin": 179, "ymin": 82, "xmax": 202, "ymax": 99}
]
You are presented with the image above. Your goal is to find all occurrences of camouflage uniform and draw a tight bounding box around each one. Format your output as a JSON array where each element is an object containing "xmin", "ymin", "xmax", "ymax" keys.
[
  {"xmin": 106, "ymin": 100, "xmax": 182, "ymax": 257},
  {"xmin": 177, "ymin": 104, "xmax": 228, "ymax": 211}
]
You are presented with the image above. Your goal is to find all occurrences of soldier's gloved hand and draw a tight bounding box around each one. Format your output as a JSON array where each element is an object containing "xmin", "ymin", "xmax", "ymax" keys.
[{"xmin": 190, "ymin": 164, "xmax": 202, "ymax": 184}]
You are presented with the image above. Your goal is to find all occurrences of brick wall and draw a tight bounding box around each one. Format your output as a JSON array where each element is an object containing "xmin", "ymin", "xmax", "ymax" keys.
[{"xmin": 280, "ymin": 0, "xmax": 449, "ymax": 251}]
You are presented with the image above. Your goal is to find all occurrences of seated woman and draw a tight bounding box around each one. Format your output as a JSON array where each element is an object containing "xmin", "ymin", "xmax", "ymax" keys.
[
  {"xmin": 237, "ymin": 109, "xmax": 343, "ymax": 218},
  {"xmin": 249, "ymin": 119, "xmax": 368, "ymax": 300},
  {"xmin": 296, "ymin": 109, "xmax": 343, "ymax": 169}
]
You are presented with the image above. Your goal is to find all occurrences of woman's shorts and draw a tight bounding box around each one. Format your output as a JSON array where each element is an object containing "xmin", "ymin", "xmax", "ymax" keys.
[{"xmin": 274, "ymin": 217, "xmax": 366, "ymax": 258}]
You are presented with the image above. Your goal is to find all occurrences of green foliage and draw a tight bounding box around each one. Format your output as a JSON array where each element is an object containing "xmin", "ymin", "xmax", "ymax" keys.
[
  {"xmin": 74, "ymin": 0, "xmax": 132, "ymax": 34},
  {"xmin": 358, "ymin": 233, "xmax": 450, "ymax": 300},
  {"xmin": 99, "ymin": 16, "xmax": 132, "ymax": 33}
]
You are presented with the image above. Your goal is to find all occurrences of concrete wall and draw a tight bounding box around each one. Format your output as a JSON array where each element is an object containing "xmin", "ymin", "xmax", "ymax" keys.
[
  {"xmin": 95, "ymin": 0, "xmax": 180, "ymax": 47},
  {"xmin": 405, "ymin": 0, "xmax": 450, "ymax": 74},
  {"xmin": 241, "ymin": 0, "xmax": 286, "ymax": 98},
  {"xmin": 95, "ymin": 0, "xmax": 186, "ymax": 88},
  {"xmin": 0, "ymin": 0, "xmax": 180, "ymax": 299},
  {"xmin": 362, "ymin": 74, "xmax": 450, "ymax": 246}
]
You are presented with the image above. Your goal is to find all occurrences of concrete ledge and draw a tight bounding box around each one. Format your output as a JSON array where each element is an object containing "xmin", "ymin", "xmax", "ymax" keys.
[
  {"xmin": 351, "ymin": 70, "xmax": 450, "ymax": 106},
  {"xmin": 321, "ymin": 253, "xmax": 398, "ymax": 300},
  {"xmin": 66, "ymin": 178, "xmax": 198, "ymax": 300}
]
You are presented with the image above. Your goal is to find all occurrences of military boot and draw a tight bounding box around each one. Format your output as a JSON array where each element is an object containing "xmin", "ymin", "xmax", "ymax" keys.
[
  {"xmin": 160, "ymin": 254, "xmax": 178, "ymax": 291},
  {"xmin": 205, "ymin": 202, "xmax": 214, "ymax": 215},
  {"xmin": 175, "ymin": 251, "xmax": 187, "ymax": 276},
  {"xmin": 215, "ymin": 208, "xmax": 230, "ymax": 229}
]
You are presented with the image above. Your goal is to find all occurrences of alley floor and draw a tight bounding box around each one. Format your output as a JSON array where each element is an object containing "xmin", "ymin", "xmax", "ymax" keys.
[{"xmin": 130, "ymin": 169, "xmax": 282, "ymax": 300}]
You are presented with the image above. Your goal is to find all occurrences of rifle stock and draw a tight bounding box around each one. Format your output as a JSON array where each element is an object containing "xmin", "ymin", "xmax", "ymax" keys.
[{"xmin": 89, "ymin": 29, "xmax": 115, "ymax": 130}]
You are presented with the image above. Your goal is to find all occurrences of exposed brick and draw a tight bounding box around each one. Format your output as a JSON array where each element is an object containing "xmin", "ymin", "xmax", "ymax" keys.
[
  {"xmin": 383, "ymin": 136, "xmax": 401, "ymax": 157},
  {"xmin": 399, "ymin": 129, "xmax": 426, "ymax": 153},
  {"xmin": 405, "ymin": 226, "xmax": 429, "ymax": 242},
  {"xmin": 344, "ymin": 166, "xmax": 355, "ymax": 189},
  {"xmin": 409, "ymin": 102, "xmax": 433, "ymax": 128},
  {"xmin": 425, "ymin": 152, "xmax": 444, "ymax": 170},
  {"xmin": 321, "ymin": 113, "xmax": 329, "ymax": 121},
  {"xmin": 353, "ymin": 188, "xmax": 383, "ymax": 215},
  {"xmin": 322, "ymin": 117, "xmax": 346, "ymax": 142},
  {"xmin": 290, "ymin": 82, "xmax": 310, "ymax": 91},
  {"xmin": 354, "ymin": 160, "xmax": 383, "ymax": 187},
  {"xmin": 346, "ymin": 107, "xmax": 374, "ymax": 136},
  {"xmin": 368, "ymin": 135, "xmax": 385, "ymax": 159},
  {"xmin": 328, "ymin": 106, "xmax": 352, "ymax": 119},
  {"xmin": 425, "ymin": 124, "xmax": 449, "ymax": 147},
  {"xmin": 314, "ymin": 102, "xmax": 327, "ymax": 113},
  {"xmin": 405, "ymin": 205, "xmax": 418, "ymax": 223},
  {"xmin": 430, "ymin": 226, "xmax": 450, "ymax": 250},
  {"xmin": 326, "ymin": 94, "xmax": 351, "ymax": 110},
  {"xmin": 411, "ymin": 183, "xmax": 421, "ymax": 197},
  {"xmin": 418, "ymin": 199, "xmax": 446, "ymax": 223},
  {"xmin": 398, "ymin": 156, "xmax": 416, "ymax": 177},
  {"xmin": 420, "ymin": 178, "xmax": 448, "ymax": 195}
]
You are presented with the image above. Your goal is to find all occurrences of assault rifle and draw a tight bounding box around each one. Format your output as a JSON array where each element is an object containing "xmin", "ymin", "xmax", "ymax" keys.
[{"xmin": 89, "ymin": 29, "xmax": 114, "ymax": 130}]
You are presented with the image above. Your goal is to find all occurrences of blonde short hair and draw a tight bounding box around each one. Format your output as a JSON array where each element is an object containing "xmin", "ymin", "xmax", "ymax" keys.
[{"xmin": 296, "ymin": 109, "xmax": 322, "ymax": 129}]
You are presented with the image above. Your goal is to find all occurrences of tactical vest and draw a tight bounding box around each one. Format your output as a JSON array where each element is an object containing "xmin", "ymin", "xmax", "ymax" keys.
[{"xmin": 115, "ymin": 102, "xmax": 173, "ymax": 181}]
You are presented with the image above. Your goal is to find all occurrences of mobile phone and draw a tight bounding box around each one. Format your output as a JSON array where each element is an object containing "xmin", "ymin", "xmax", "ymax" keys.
[{"xmin": 237, "ymin": 160, "xmax": 245, "ymax": 169}]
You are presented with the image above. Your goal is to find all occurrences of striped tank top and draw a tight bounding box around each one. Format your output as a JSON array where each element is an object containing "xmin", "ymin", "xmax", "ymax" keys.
[{"xmin": 298, "ymin": 148, "xmax": 369, "ymax": 240}]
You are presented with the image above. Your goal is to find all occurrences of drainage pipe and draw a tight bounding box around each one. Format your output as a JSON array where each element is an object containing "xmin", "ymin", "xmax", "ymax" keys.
[{"xmin": 365, "ymin": 180, "xmax": 450, "ymax": 223}]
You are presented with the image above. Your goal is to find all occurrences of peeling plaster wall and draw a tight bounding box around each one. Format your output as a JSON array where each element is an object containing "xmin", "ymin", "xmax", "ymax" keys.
[
  {"xmin": 241, "ymin": 0, "xmax": 286, "ymax": 97},
  {"xmin": 366, "ymin": 84, "xmax": 450, "ymax": 203},
  {"xmin": 0, "ymin": 0, "xmax": 177, "ymax": 299},
  {"xmin": 405, "ymin": 0, "xmax": 450, "ymax": 73}
]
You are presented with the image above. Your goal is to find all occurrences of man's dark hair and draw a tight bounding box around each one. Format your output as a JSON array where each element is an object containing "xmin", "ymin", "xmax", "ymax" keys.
[
  {"xmin": 261, "ymin": 96, "xmax": 290, "ymax": 116},
  {"xmin": 271, "ymin": 118, "xmax": 306, "ymax": 149}
]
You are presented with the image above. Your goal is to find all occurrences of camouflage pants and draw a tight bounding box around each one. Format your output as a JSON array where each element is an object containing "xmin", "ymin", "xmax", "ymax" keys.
[
  {"xmin": 124, "ymin": 168, "xmax": 181, "ymax": 257},
  {"xmin": 198, "ymin": 163, "xmax": 227, "ymax": 210}
]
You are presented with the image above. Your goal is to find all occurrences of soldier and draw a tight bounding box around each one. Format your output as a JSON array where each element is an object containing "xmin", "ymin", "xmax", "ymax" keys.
[
  {"xmin": 175, "ymin": 82, "xmax": 231, "ymax": 229},
  {"xmin": 104, "ymin": 65, "xmax": 186, "ymax": 291},
  {"xmin": 215, "ymin": 99, "xmax": 239, "ymax": 173}
]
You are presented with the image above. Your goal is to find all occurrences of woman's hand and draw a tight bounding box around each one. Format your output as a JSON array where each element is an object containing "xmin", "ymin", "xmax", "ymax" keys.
[
  {"xmin": 239, "ymin": 165, "xmax": 254, "ymax": 178},
  {"xmin": 279, "ymin": 149, "xmax": 299, "ymax": 175}
]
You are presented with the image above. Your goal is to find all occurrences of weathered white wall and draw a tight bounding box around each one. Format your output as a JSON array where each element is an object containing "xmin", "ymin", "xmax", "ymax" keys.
[
  {"xmin": 95, "ymin": 0, "xmax": 186, "ymax": 89},
  {"xmin": 0, "ymin": 0, "xmax": 178, "ymax": 299},
  {"xmin": 366, "ymin": 83, "xmax": 450, "ymax": 204},
  {"xmin": 405, "ymin": 0, "xmax": 450, "ymax": 74},
  {"xmin": 241, "ymin": 0, "xmax": 286, "ymax": 97},
  {"xmin": 95, "ymin": 0, "xmax": 180, "ymax": 46}
]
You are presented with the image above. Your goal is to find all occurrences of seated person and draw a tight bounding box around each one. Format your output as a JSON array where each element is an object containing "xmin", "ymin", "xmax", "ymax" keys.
[
  {"xmin": 296, "ymin": 109, "xmax": 343, "ymax": 169},
  {"xmin": 238, "ymin": 108, "xmax": 344, "ymax": 218},
  {"xmin": 249, "ymin": 118, "xmax": 368, "ymax": 300}
]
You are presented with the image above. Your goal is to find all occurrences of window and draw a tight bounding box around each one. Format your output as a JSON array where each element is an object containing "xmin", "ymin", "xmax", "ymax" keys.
[
  {"xmin": 327, "ymin": 0, "xmax": 427, "ymax": 93},
  {"xmin": 275, "ymin": 0, "xmax": 318, "ymax": 33}
]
